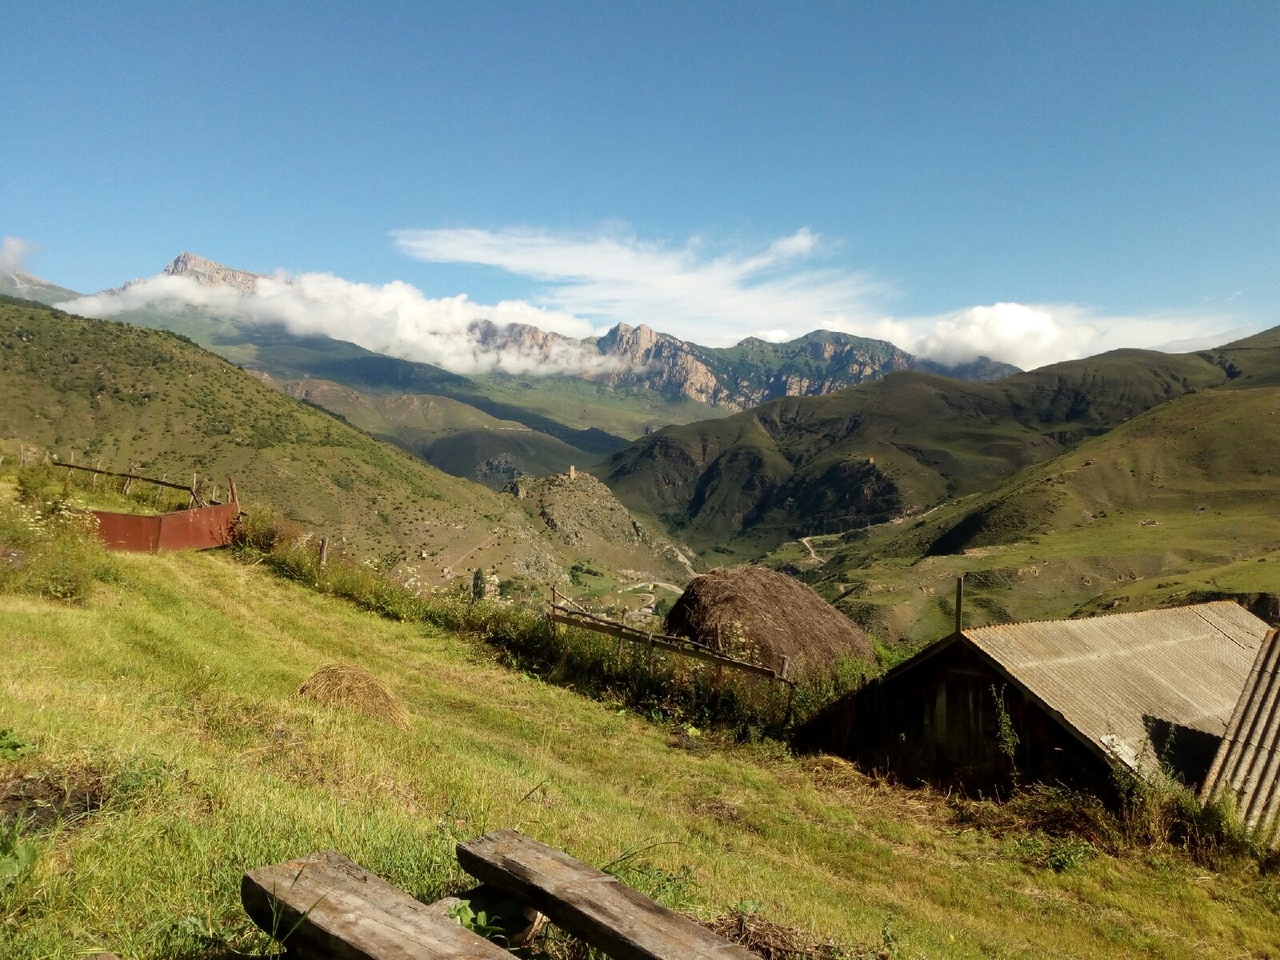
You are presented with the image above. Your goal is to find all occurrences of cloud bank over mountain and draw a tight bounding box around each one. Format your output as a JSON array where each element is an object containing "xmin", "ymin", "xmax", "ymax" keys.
[
  {"xmin": 65, "ymin": 270, "xmax": 611, "ymax": 376},
  {"xmin": 0, "ymin": 236, "xmax": 35, "ymax": 274},
  {"xmin": 54, "ymin": 226, "xmax": 1254, "ymax": 376},
  {"xmin": 397, "ymin": 226, "xmax": 1250, "ymax": 371}
]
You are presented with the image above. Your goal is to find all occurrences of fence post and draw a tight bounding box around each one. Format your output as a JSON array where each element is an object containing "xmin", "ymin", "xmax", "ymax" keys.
[{"xmin": 318, "ymin": 535, "xmax": 329, "ymax": 573}]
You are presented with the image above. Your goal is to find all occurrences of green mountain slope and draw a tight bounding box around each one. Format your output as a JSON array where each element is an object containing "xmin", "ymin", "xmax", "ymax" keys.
[
  {"xmin": 703, "ymin": 329, "xmax": 1016, "ymax": 400},
  {"xmin": 0, "ymin": 296, "xmax": 687, "ymax": 593},
  {"xmin": 82, "ymin": 305, "xmax": 636, "ymax": 466},
  {"xmin": 270, "ymin": 377, "xmax": 593, "ymax": 487},
  {"xmin": 599, "ymin": 346, "xmax": 1237, "ymax": 556},
  {"xmin": 764, "ymin": 379, "xmax": 1280, "ymax": 645}
]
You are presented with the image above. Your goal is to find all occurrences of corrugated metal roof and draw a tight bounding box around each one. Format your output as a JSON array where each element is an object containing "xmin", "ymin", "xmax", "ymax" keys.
[
  {"xmin": 1200, "ymin": 629, "xmax": 1280, "ymax": 845},
  {"xmin": 963, "ymin": 601, "xmax": 1270, "ymax": 774}
]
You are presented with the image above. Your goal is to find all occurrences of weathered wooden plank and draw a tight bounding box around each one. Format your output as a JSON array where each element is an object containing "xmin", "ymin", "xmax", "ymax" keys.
[
  {"xmin": 456, "ymin": 830, "xmax": 759, "ymax": 960},
  {"xmin": 242, "ymin": 850, "xmax": 513, "ymax": 959},
  {"xmin": 547, "ymin": 611, "xmax": 783, "ymax": 681}
]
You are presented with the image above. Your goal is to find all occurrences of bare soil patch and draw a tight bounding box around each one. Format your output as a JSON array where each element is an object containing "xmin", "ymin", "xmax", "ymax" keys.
[{"xmin": 1, "ymin": 767, "xmax": 109, "ymax": 832}]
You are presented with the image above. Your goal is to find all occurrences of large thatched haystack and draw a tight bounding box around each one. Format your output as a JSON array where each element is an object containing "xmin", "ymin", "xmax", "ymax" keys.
[{"xmin": 665, "ymin": 566, "xmax": 875, "ymax": 678}]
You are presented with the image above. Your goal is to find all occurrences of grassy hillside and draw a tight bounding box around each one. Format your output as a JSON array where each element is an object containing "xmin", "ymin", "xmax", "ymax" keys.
[
  {"xmin": 600, "ymin": 346, "xmax": 1237, "ymax": 556},
  {"xmin": 270, "ymin": 377, "xmax": 593, "ymax": 487},
  {"xmin": 765, "ymin": 382, "xmax": 1280, "ymax": 646},
  {"xmin": 2, "ymin": 536, "xmax": 1278, "ymax": 958},
  {"xmin": 0, "ymin": 297, "xmax": 685, "ymax": 595},
  {"xmin": 100, "ymin": 305, "xmax": 725, "ymax": 454}
]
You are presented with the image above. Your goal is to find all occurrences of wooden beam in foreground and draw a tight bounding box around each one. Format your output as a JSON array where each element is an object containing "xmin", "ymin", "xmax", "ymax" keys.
[
  {"xmin": 242, "ymin": 850, "xmax": 513, "ymax": 959},
  {"xmin": 457, "ymin": 829, "xmax": 759, "ymax": 960}
]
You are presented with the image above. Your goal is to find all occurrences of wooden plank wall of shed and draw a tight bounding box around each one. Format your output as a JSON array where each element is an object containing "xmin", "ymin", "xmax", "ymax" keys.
[{"xmin": 800, "ymin": 643, "xmax": 1113, "ymax": 797}]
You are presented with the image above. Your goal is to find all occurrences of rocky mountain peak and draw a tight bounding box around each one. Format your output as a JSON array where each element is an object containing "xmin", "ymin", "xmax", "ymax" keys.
[
  {"xmin": 163, "ymin": 252, "xmax": 263, "ymax": 293},
  {"xmin": 596, "ymin": 321, "xmax": 668, "ymax": 357}
]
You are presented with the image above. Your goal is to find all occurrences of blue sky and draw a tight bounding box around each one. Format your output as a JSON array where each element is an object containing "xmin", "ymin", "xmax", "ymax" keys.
[{"xmin": 2, "ymin": 1, "xmax": 1277, "ymax": 369}]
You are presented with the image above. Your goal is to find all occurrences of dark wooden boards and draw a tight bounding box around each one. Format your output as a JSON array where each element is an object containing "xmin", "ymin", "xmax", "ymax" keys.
[
  {"xmin": 456, "ymin": 829, "xmax": 759, "ymax": 960},
  {"xmin": 241, "ymin": 850, "xmax": 513, "ymax": 959}
]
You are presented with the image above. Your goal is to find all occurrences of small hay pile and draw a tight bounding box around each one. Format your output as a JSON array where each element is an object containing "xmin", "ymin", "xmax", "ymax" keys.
[
  {"xmin": 665, "ymin": 566, "xmax": 874, "ymax": 678},
  {"xmin": 295, "ymin": 663, "xmax": 411, "ymax": 730},
  {"xmin": 706, "ymin": 910, "xmax": 851, "ymax": 960}
]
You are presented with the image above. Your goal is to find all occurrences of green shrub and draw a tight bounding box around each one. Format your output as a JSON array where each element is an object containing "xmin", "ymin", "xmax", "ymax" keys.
[
  {"xmin": 1116, "ymin": 770, "xmax": 1258, "ymax": 868},
  {"xmin": 0, "ymin": 497, "xmax": 115, "ymax": 603}
]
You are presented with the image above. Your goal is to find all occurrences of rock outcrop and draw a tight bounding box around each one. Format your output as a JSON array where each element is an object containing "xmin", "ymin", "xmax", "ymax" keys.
[{"xmin": 163, "ymin": 252, "xmax": 263, "ymax": 293}]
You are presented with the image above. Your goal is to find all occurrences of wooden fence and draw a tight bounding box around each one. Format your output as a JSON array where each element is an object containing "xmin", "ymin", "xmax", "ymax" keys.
[
  {"xmin": 547, "ymin": 588, "xmax": 792, "ymax": 685},
  {"xmin": 48, "ymin": 461, "xmax": 242, "ymax": 553},
  {"xmin": 51, "ymin": 460, "xmax": 225, "ymax": 507}
]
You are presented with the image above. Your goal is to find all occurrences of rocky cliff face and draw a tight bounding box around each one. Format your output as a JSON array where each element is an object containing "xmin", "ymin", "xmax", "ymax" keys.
[
  {"xmin": 163, "ymin": 252, "xmax": 263, "ymax": 293},
  {"xmin": 584, "ymin": 326, "xmax": 1017, "ymax": 410},
  {"xmin": 592, "ymin": 323, "xmax": 728, "ymax": 404}
]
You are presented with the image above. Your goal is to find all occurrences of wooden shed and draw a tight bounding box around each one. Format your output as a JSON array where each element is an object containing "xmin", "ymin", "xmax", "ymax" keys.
[{"xmin": 795, "ymin": 600, "xmax": 1273, "ymax": 798}]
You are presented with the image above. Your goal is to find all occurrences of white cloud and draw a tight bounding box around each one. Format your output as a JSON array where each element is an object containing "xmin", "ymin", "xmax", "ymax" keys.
[
  {"xmin": 394, "ymin": 225, "xmax": 1247, "ymax": 370},
  {"xmin": 394, "ymin": 226, "xmax": 884, "ymax": 347},
  {"xmin": 0, "ymin": 236, "xmax": 35, "ymax": 274},
  {"xmin": 62, "ymin": 271, "xmax": 613, "ymax": 376},
  {"xmin": 910, "ymin": 303, "xmax": 1099, "ymax": 370},
  {"xmin": 907, "ymin": 302, "xmax": 1254, "ymax": 371}
]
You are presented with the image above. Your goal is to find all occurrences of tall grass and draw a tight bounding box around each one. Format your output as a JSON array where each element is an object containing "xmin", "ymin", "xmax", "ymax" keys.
[
  {"xmin": 0, "ymin": 494, "xmax": 115, "ymax": 603},
  {"xmin": 0, "ymin": 460, "xmax": 198, "ymax": 603},
  {"xmin": 231, "ymin": 509, "xmax": 866, "ymax": 740}
]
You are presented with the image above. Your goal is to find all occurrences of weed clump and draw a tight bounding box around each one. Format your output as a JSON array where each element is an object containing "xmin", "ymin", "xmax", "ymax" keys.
[
  {"xmin": 1116, "ymin": 771, "xmax": 1260, "ymax": 868},
  {"xmin": 950, "ymin": 777, "xmax": 1265, "ymax": 871},
  {"xmin": 296, "ymin": 663, "xmax": 412, "ymax": 730},
  {"xmin": 0, "ymin": 492, "xmax": 114, "ymax": 603}
]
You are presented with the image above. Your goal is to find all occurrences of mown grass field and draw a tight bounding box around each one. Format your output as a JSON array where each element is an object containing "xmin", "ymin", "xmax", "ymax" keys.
[{"xmin": 3, "ymin": 539, "xmax": 1279, "ymax": 959}]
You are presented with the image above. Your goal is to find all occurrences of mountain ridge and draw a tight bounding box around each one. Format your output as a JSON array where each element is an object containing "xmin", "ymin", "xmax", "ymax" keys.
[
  {"xmin": 143, "ymin": 252, "xmax": 1023, "ymax": 410},
  {"xmin": 596, "ymin": 341, "xmax": 1268, "ymax": 556}
]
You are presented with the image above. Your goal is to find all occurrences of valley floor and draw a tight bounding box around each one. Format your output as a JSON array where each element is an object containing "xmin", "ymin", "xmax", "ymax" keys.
[{"xmin": 1, "ymin": 551, "xmax": 1278, "ymax": 958}]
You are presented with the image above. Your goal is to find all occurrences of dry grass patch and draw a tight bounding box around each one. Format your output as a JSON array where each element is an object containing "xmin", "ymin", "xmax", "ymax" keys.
[
  {"xmin": 708, "ymin": 909, "xmax": 858, "ymax": 960},
  {"xmin": 296, "ymin": 663, "xmax": 411, "ymax": 730}
]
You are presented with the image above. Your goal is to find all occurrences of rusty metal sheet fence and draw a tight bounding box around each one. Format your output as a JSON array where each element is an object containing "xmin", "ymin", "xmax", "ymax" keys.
[
  {"xmin": 92, "ymin": 501, "xmax": 240, "ymax": 553},
  {"xmin": 47, "ymin": 462, "xmax": 243, "ymax": 554}
]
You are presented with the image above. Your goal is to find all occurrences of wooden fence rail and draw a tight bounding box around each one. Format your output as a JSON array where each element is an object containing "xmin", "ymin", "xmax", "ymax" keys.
[
  {"xmin": 547, "ymin": 592, "xmax": 791, "ymax": 684},
  {"xmin": 51, "ymin": 460, "xmax": 198, "ymax": 494}
]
